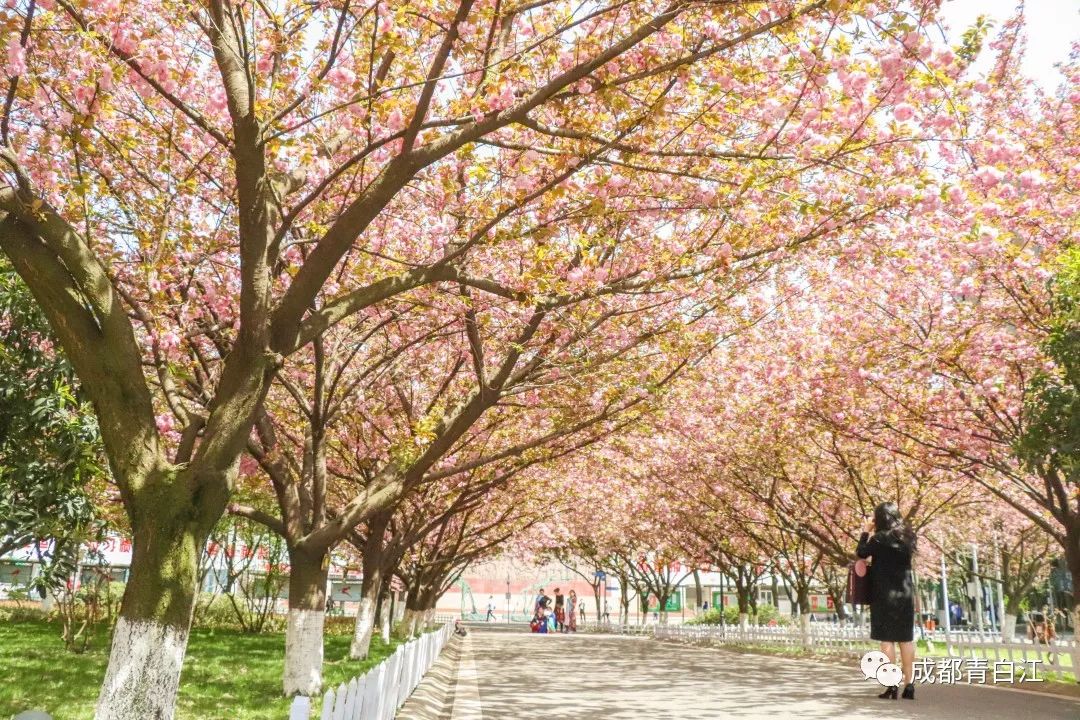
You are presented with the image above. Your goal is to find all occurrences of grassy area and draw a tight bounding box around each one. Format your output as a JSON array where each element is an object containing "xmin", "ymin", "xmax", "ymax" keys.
[
  {"xmin": 0, "ymin": 619, "xmax": 403, "ymax": 720},
  {"xmin": 914, "ymin": 638, "xmax": 1073, "ymax": 666}
]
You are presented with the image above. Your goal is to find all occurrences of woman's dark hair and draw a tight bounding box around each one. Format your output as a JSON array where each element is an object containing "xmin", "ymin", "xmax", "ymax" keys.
[{"xmin": 873, "ymin": 502, "xmax": 916, "ymax": 550}]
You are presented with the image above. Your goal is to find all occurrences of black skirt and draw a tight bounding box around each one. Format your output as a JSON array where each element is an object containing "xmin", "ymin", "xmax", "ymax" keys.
[{"xmin": 870, "ymin": 566, "xmax": 915, "ymax": 642}]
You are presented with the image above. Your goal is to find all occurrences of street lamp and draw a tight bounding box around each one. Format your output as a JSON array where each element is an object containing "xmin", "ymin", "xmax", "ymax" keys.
[{"xmin": 505, "ymin": 572, "xmax": 511, "ymax": 624}]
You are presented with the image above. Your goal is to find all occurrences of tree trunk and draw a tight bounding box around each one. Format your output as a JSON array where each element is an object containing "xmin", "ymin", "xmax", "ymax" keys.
[
  {"xmin": 1001, "ymin": 613, "xmax": 1018, "ymax": 642},
  {"xmin": 829, "ymin": 588, "xmax": 847, "ymax": 620},
  {"xmin": 349, "ymin": 565, "xmax": 382, "ymax": 660},
  {"xmin": 735, "ymin": 582, "xmax": 750, "ymax": 628},
  {"xmin": 1064, "ymin": 531, "xmax": 1080, "ymax": 673},
  {"xmin": 283, "ymin": 547, "xmax": 328, "ymax": 697},
  {"xmin": 95, "ymin": 512, "xmax": 204, "ymax": 720},
  {"xmin": 381, "ymin": 608, "xmax": 392, "ymax": 644},
  {"xmin": 797, "ymin": 586, "xmax": 811, "ymax": 616}
]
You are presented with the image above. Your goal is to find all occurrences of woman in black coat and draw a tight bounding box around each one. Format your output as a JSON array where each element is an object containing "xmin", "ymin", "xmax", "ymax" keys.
[{"xmin": 856, "ymin": 502, "xmax": 917, "ymax": 700}]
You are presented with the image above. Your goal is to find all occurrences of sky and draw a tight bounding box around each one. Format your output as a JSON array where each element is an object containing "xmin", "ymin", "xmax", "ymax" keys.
[{"xmin": 936, "ymin": 0, "xmax": 1079, "ymax": 87}]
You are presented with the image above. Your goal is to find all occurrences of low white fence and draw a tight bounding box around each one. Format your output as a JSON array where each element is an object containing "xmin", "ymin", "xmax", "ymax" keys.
[
  {"xmin": 288, "ymin": 623, "xmax": 454, "ymax": 720},
  {"xmin": 580, "ymin": 622, "xmax": 655, "ymax": 636},
  {"xmin": 586, "ymin": 621, "xmax": 1080, "ymax": 682},
  {"xmin": 940, "ymin": 629, "xmax": 1078, "ymax": 679}
]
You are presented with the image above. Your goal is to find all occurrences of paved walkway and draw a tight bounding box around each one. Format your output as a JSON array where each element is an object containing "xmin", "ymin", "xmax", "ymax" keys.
[{"xmin": 405, "ymin": 624, "xmax": 1080, "ymax": 719}]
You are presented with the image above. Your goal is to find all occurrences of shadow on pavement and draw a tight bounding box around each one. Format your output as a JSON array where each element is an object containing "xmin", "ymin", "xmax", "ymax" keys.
[{"xmin": 467, "ymin": 628, "xmax": 1080, "ymax": 720}]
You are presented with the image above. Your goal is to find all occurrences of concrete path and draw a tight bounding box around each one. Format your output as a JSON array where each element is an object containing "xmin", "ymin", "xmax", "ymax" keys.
[{"xmin": 443, "ymin": 625, "xmax": 1080, "ymax": 719}]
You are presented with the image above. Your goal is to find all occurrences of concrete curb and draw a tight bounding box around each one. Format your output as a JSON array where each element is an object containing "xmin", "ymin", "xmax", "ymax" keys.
[{"xmin": 396, "ymin": 634, "xmax": 464, "ymax": 719}]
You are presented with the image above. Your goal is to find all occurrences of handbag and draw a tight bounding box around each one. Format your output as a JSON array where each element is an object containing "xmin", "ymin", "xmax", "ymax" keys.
[{"xmin": 846, "ymin": 558, "xmax": 872, "ymax": 606}]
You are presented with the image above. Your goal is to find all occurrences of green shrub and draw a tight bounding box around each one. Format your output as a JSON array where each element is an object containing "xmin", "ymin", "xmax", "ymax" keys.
[
  {"xmin": 0, "ymin": 603, "xmax": 47, "ymax": 623},
  {"xmin": 688, "ymin": 603, "xmax": 793, "ymax": 626},
  {"xmin": 325, "ymin": 615, "xmax": 358, "ymax": 636},
  {"xmin": 193, "ymin": 593, "xmax": 239, "ymax": 630}
]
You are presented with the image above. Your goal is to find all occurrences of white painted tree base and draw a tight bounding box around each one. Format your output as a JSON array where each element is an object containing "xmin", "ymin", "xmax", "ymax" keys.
[
  {"xmin": 403, "ymin": 609, "xmax": 419, "ymax": 637},
  {"xmin": 95, "ymin": 617, "xmax": 188, "ymax": 720},
  {"xmin": 380, "ymin": 615, "xmax": 390, "ymax": 644},
  {"xmin": 1002, "ymin": 614, "xmax": 1017, "ymax": 642},
  {"xmin": 284, "ymin": 609, "xmax": 325, "ymax": 696},
  {"xmin": 349, "ymin": 598, "xmax": 376, "ymax": 660}
]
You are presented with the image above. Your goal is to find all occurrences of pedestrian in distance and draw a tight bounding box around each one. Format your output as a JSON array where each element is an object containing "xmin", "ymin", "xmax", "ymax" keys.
[
  {"xmin": 554, "ymin": 587, "xmax": 566, "ymax": 632},
  {"xmin": 1027, "ymin": 608, "xmax": 1058, "ymax": 665},
  {"xmin": 567, "ymin": 589, "xmax": 578, "ymax": 633},
  {"xmin": 486, "ymin": 595, "xmax": 496, "ymax": 622},
  {"xmin": 530, "ymin": 607, "xmax": 547, "ymax": 634},
  {"xmin": 856, "ymin": 501, "xmax": 918, "ymax": 701},
  {"xmin": 949, "ymin": 600, "xmax": 963, "ymax": 629}
]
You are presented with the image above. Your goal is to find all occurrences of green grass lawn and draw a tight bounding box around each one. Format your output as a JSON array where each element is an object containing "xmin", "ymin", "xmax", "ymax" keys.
[{"xmin": 0, "ymin": 619, "xmax": 403, "ymax": 720}]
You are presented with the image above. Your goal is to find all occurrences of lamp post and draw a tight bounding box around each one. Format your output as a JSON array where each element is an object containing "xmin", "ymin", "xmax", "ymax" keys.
[
  {"xmin": 505, "ymin": 573, "xmax": 511, "ymax": 624},
  {"xmin": 971, "ymin": 543, "xmax": 984, "ymax": 632}
]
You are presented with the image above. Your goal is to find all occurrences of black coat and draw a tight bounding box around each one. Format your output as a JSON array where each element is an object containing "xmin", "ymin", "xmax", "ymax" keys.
[{"xmin": 856, "ymin": 530, "xmax": 915, "ymax": 642}]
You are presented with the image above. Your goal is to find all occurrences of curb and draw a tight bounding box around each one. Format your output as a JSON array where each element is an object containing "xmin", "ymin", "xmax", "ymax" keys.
[{"xmin": 396, "ymin": 634, "xmax": 464, "ymax": 719}]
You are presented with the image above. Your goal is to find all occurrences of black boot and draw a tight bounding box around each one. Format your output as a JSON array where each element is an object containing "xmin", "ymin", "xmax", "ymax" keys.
[
  {"xmin": 901, "ymin": 683, "xmax": 915, "ymax": 700},
  {"xmin": 878, "ymin": 685, "xmax": 898, "ymax": 699}
]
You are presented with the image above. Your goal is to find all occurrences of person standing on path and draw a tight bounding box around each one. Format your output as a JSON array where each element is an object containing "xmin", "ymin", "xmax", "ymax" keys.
[
  {"xmin": 554, "ymin": 588, "xmax": 566, "ymax": 632},
  {"xmin": 535, "ymin": 588, "xmax": 548, "ymax": 614},
  {"xmin": 486, "ymin": 596, "xmax": 496, "ymax": 621},
  {"xmin": 856, "ymin": 502, "xmax": 918, "ymax": 701},
  {"xmin": 567, "ymin": 589, "xmax": 578, "ymax": 632}
]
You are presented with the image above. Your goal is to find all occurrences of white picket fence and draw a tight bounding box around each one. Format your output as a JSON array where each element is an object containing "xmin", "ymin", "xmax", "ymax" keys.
[
  {"xmin": 940, "ymin": 628, "xmax": 1079, "ymax": 679},
  {"xmin": 645, "ymin": 623, "xmax": 1080, "ymax": 681},
  {"xmin": 580, "ymin": 622, "xmax": 655, "ymax": 636},
  {"xmin": 652, "ymin": 622, "xmax": 887, "ymax": 654},
  {"xmin": 287, "ymin": 623, "xmax": 454, "ymax": 720}
]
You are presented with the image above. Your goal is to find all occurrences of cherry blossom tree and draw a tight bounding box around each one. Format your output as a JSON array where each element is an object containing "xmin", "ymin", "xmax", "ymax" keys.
[{"xmin": 0, "ymin": 0, "xmax": 975, "ymax": 713}]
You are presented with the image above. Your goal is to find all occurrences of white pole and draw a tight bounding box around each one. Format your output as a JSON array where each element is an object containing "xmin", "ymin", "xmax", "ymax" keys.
[
  {"xmin": 941, "ymin": 553, "xmax": 951, "ymax": 633},
  {"xmin": 971, "ymin": 543, "xmax": 984, "ymax": 632},
  {"xmin": 994, "ymin": 545, "xmax": 1007, "ymax": 637}
]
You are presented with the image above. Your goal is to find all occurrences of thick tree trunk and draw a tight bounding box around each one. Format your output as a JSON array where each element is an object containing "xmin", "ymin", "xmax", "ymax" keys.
[
  {"xmin": 1001, "ymin": 614, "xmax": 1017, "ymax": 642},
  {"xmin": 349, "ymin": 565, "xmax": 382, "ymax": 660},
  {"xmin": 95, "ymin": 512, "xmax": 205, "ymax": 720},
  {"xmin": 1064, "ymin": 532, "xmax": 1080, "ymax": 674},
  {"xmin": 657, "ymin": 591, "xmax": 670, "ymax": 625},
  {"xmin": 401, "ymin": 608, "xmax": 418, "ymax": 637},
  {"xmin": 283, "ymin": 548, "xmax": 328, "ymax": 697},
  {"xmin": 797, "ymin": 586, "xmax": 811, "ymax": 616},
  {"xmin": 398, "ymin": 585, "xmax": 420, "ymax": 638}
]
